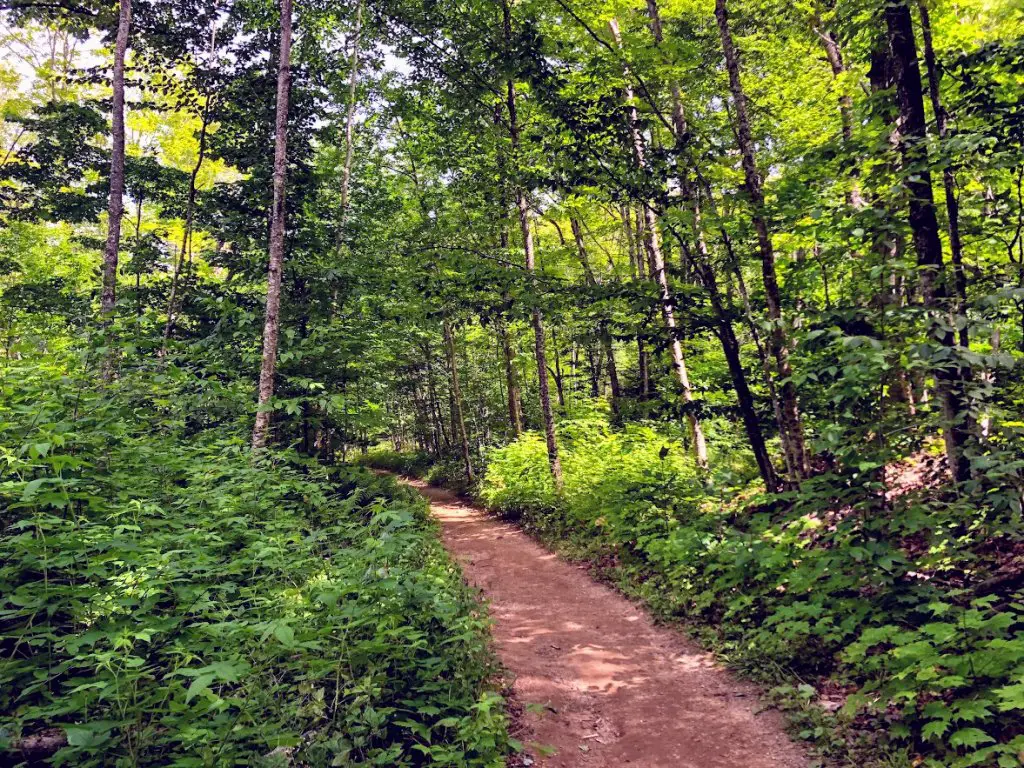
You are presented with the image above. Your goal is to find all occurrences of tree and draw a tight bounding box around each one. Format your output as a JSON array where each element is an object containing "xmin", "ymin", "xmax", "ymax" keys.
[
  {"xmin": 884, "ymin": 0, "xmax": 971, "ymax": 481},
  {"xmin": 252, "ymin": 0, "xmax": 293, "ymax": 451},
  {"xmin": 100, "ymin": 0, "xmax": 131, "ymax": 319},
  {"xmin": 715, "ymin": 0, "xmax": 808, "ymax": 481}
]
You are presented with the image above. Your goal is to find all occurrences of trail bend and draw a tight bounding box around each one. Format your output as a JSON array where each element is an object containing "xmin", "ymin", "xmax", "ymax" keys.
[{"xmin": 399, "ymin": 476, "xmax": 809, "ymax": 768}]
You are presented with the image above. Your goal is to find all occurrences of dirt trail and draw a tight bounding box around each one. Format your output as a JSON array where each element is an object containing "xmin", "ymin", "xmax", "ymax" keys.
[{"xmin": 400, "ymin": 477, "xmax": 808, "ymax": 768}]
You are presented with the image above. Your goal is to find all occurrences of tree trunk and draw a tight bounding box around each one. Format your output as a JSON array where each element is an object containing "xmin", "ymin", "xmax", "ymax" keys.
[
  {"xmin": 337, "ymin": 0, "xmax": 362, "ymax": 237},
  {"xmin": 101, "ymin": 0, "xmax": 131, "ymax": 320},
  {"xmin": 444, "ymin": 319, "xmax": 474, "ymax": 482},
  {"xmin": 163, "ymin": 99, "xmax": 212, "ymax": 348},
  {"xmin": 610, "ymin": 17, "xmax": 707, "ymax": 469},
  {"xmin": 518, "ymin": 184, "xmax": 563, "ymax": 486},
  {"xmin": 501, "ymin": 1, "xmax": 562, "ymax": 486},
  {"xmin": 715, "ymin": 0, "xmax": 808, "ymax": 480},
  {"xmin": 693, "ymin": 244, "xmax": 780, "ymax": 491},
  {"xmin": 814, "ymin": 18, "xmax": 853, "ymax": 142},
  {"xmin": 251, "ymin": 0, "xmax": 293, "ymax": 452},
  {"xmin": 497, "ymin": 316, "xmax": 523, "ymax": 436},
  {"xmin": 424, "ymin": 338, "xmax": 449, "ymax": 450},
  {"xmin": 885, "ymin": 0, "xmax": 970, "ymax": 481},
  {"xmin": 571, "ymin": 215, "xmax": 621, "ymax": 407},
  {"xmin": 917, "ymin": 0, "xmax": 969, "ymax": 349},
  {"xmin": 550, "ymin": 327, "xmax": 566, "ymax": 407},
  {"xmin": 624, "ymin": 205, "xmax": 651, "ymax": 397}
]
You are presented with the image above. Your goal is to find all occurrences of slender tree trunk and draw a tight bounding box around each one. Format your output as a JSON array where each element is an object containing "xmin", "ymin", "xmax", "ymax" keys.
[
  {"xmin": 715, "ymin": 0, "xmax": 808, "ymax": 480},
  {"xmin": 550, "ymin": 327, "xmax": 566, "ymax": 407},
  {"xmin": 133, "ymin": 196, "xmax": 143, "ymax": 316},
  {"xmin": 885, "ymin": 0, "xmax": 970, "ymax": 480},
  {"xmin": 163, "ymin": 101, "xmax": 212, "ymax": 348},
  {"xmin": 571, "ymin": 215, "xmax": 621, "ymax": 407},
  {"xmin": 814, "ymin": 18, "xmax": 853, "ymax": 142},
  {"xmin": 917, "ymin": 0, "xmax": 969, "ymax": 349},
  {"xmin": 517, "ymin": 184, "xmax": 563, "ymax": 486},
  {"xmin": 624, "ymin": 205, "xmax": 651, "ymax": 397},
  {"xmin": 610, "ymin": 17, "xmax": 707, "ymax": 469},
  {"xmin": 692, "ymin": 243, "xmax": 780, "ymax": 491},
  {"xmin": 647, "ymin": 0, "xmax": 780, "ymax": 481},
  {"xmin": 444, "ymin": 319, "xmax": 474, "ymax": 482},
  {"xmin": 424, "ymin": 339, "xmax": 449, "ymax": 451},
  {"xmin": 497, "ymin": 316, "xmax": 523, "ymax": 436},
  {"xmin": 501, "ymin": 0, "xmax": 563, "ymax": 486},
  {"xmin": 101, "ymin": 0, "xmax": 131, "ymax": 321},
  {"xmin": 251, "ymin": 0, "xmax": 293, "ymax": 451},
  {"xmin": 337, "ymin": 0, "xmax": 362, "ymax": 237}
]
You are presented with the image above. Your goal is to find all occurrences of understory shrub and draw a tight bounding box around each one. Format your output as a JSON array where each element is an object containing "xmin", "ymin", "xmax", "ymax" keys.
[
  {"xmin": 358, "ymin": 449, "xmax": 473, "ymax": 495},
  {"xmin": 477, "ymin": 421, "xmax": 1024, "ymax": 768},
  {"xmin": 0, "ymin": 356, "xmax": 509, "ymax": 767}
]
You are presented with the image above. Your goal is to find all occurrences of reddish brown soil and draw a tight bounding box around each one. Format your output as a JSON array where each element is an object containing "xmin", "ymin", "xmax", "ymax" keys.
[{"xmin": 402, "ymin": 478, "xmax": 809, "ymax": 768}]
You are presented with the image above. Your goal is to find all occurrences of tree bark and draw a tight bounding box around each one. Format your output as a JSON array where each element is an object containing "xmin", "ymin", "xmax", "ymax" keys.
[
  {"xmin": 645, "ymin": 0, "xmax": 780, "ymax": 481},
  {"xmin": 100, "ymin": 0, "xmax": 131, "ymax": 319},
  {"xmin": 610, "ymin": 17, "xmax": 707, "ymax": 469},
  {"xmin": 814, "ymin": 18, "xmax": 853, "ymax": 142},
  {"xmin": 517, "ymin": 182, "xmax": 563, "ymax": 486},
  {"xmin": 917, "ymin": 0, "xmax": 969, "ymax": 349},
  {"xmin": 715, "ymin": 0, "xmax": 808, "ymax": 480},
  {"xmin": 885, "ymin": 0, "xmax": 970, "ymax": 481},
  {"xmin": 251, "ymin": 0, "xmax": 293, "ymax": 451}
]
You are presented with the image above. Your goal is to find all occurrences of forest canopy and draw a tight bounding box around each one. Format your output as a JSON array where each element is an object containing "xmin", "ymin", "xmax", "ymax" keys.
[{"xmin": 2, "ymin": 0, "xmax": 1024, "ymax": 764}]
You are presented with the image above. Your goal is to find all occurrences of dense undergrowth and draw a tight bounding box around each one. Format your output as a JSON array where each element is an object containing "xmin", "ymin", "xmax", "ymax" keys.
[
  {"xmin": 0, "ymin": 354, "xmax": 510, "ymax": 767},
  {"xmin": 364, "ymin": 421, "xmax": 1024, "ymax": 768}
]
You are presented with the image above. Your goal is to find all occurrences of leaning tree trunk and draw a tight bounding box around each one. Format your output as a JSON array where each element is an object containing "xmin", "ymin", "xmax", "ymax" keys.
[
  {"xmin": 100, "ymin": 0, "xmax": 132, "ymax": 320},
  {"xmin": 610, "ymin": 17, "xmax": 707, "ymax": 469},
  {"xmin": 163, "ymin": 100, "xmax": 212, "ymax": 348},
  {"xmin": 715, "ymin": 0, "xmax": 808, "ymax": 480},
  {"xmin": 885, "ymin": 0, "xmax": 971, "ymax": 481},
  {"xmin": 251, "ymin": 0, "xmax": 293, "ymax": 452},
  {"xmin": 645, "ymin": 0, "xmax": 779, "ymax": 483}
]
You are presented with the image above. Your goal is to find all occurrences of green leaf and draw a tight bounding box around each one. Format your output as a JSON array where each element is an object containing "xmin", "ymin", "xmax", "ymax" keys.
[
  {"xmin": 948, "ymin": 728, "xmax": 995, "ymax": 748},
  {"xmin": 185, "ymin": 674, "xmax": 215, "ymax": 703}
]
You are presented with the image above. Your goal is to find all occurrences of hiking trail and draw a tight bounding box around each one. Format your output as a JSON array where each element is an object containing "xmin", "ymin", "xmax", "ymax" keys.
[{"xmin": 399, "ymin": 476, "xmax": 809, "ymax": 768}]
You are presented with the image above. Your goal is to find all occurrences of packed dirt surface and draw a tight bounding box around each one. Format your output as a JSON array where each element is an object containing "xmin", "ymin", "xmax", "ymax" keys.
[{"xmin": 400, "ymin": 477, "xmax": 809, "ymax": 768}]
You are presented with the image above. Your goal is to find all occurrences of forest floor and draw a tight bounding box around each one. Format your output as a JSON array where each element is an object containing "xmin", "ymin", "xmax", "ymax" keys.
[{"xmin": 398, "ymin": 476, "xmax": 810, "ymax": 768}]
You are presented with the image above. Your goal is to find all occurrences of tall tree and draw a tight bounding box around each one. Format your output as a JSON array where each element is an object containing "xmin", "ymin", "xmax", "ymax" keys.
[
  {"xmin": 884, "ymin": 0, "xmax": 971, "ymax": 480},
  {"xmin": 715, "ymin": 0, "xmax": 808, "ymax": 481},
  {"xmin": 252, "ymin": 0, "xmax": 293, "ymax": 451},
  {"xmin": 502, "ymin": 0, "xmax": 563, "ymax": 487},
  {"xmin": 100, "ymin": 0, "xmax": 131, "ymax": 319},
  {"xmin": 609, "ymin": 17, "xmax": 707, "ymax": 469},
  {"xmin": 917, "ymin": 0, "xmax": 969, "ymax": 349}
]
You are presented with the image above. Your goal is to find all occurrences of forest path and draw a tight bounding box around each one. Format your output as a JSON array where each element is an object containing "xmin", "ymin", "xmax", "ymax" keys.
[{"xmin": 398, "ymin": 476, "xmax": 809, "ymax": 768}]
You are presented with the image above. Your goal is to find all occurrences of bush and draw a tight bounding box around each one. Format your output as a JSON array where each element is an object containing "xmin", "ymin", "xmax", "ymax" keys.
[
  {"xmin": 0, "ymin": 358, "xmax": 510, "ymax": 767},
  {"xmin": 478, "ymin": 421, "xmax": 1024, "ymax": 767},
  {"xmin": 355, "ymin": 447, "xmax": 433, "ymax": 477}
]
